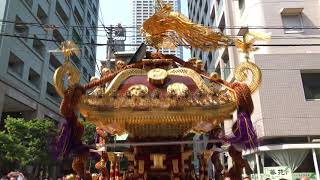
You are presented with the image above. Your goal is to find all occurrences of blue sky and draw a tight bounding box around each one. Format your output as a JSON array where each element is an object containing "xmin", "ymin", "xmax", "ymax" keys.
[{"xmin": 96, "ymin": 0, "xmax": 190, "ymax": 62}]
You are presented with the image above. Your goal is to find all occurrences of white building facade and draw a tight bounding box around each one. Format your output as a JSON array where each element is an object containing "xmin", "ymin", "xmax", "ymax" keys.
[
  {"xmin": 0, "ymin": 0, "xmax": 99, "ymax": 123},
  {"xmin": 188, "ymin": 0, "xmax": 320, "ymax": 179},
  {"xmin": 131, "ymin": 0, "xmax": 183, "ymax": 59}
]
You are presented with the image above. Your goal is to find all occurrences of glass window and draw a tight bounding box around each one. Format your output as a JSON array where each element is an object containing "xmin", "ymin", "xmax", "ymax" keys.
[
  {"xmin": 32, "ymin": 36, "xmax": 46, "ymax": 57},
  {"xmin": 14, "ymin": 16, "xmax": 29, "ymax": 41},
  {"xmin": 301, "ymin": 72, "xmax": 320, "ymax": 100},
  {"xmin": 282, "ymin": 13, "xmax": 303, "ymax": 33},
  {"xmin": 56, "ymin": 1, "xmax": 69, "ymax": 25},
  {"xmin": 37, "ymin": 5, "xmax": 48, "ymax": 24},
  {"xmin": 8, "ymin": 52, "xmax": 24, "ymax": 77},
  {"xmin": 28, "ymin": 68, "xmax": 40, "ymax": 88}
]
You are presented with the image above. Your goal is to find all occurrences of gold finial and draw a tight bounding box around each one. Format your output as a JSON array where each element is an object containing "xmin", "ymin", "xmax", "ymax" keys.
[
  {"xmin": 234, "ymin": 32, "xmax": 270, "ymax": 61},
  {"xmin": 233, "ymin": 32, "xmax": 266, "ymax": 93},
  {"xmin": 61, "ymin": 41, "xmax": 79, "ymax": 60},
  {"xmin": 49, "ymin": 40, "xmax": 79, "ymax": 62}
]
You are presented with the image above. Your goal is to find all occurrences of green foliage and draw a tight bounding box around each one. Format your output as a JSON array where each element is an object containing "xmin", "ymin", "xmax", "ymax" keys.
[
  {"xmin": 0, "ymin": 131, "xmax": 25, "ymax": 168},
  {"xmin": 81, "ymin": 120, "xmax": 96, "ymax": 145},
  {"xmin": 0, "ymin": 116, "xmax": 58, "ymax": 171}
]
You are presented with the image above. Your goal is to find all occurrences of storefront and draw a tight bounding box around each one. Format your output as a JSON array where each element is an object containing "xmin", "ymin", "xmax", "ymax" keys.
[{"xmin": 244, "ymin": 143, "xmax": 320, "ymax": 180}]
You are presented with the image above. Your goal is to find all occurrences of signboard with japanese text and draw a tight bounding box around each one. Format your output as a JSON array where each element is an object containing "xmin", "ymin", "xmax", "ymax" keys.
[
  {"xmin": 250, "ymin": 171, "xmax": 317, "ymax": 180},
  {"xmin": 263, "ymin": 166, "xmax": 292, "ymax": 180}
]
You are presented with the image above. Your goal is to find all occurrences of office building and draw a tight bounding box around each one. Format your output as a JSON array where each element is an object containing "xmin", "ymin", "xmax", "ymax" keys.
[
  {"xmin": 132, "ymin": 0, "xmax": 183, "ymax": 59},
  {"xmin": 0, "ymin": 0, "xmax": 99, "ymax": 123}
]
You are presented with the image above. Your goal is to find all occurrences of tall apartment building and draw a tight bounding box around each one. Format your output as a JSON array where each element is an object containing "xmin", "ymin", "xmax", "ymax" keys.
[
  {"xmin": 188, "ymin": 0, "xmax": 320, "ymax": 178},
  {"xmin": 0, "ymin": 0, "xmax": 99, "ymax": 123},
  {"xmin": 188, "ymin": 0, "xmax": 228, "ymax": 76},
  {"xmin": 131, "ymin": 0, "xmax": 183, "ymax": 59}
]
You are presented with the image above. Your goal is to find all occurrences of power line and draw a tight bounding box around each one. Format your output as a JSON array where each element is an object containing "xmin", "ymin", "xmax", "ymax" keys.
[
  {"xmin": 3, "ymin": 19, "xmax": 320, "ymax": 30},
  {"xmin": 2, "ymin": 33, "xmax": 320, "ymax": 47},
  {"xmin": 6, "ymin": 31, "xmax": 320, "ymax": 39}
]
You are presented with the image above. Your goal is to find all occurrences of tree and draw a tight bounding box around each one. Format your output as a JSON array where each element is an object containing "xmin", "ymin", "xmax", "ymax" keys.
[
  {"xmin": 0, "ymin": 116, "xmax": 58, "ymax": 178},
  {"xmin": 82, "ymin": 120, "xmax": 96, "ymax": 145},
  {"xmin": 0, "ymin": 131, "xmax": 25, "ymax": 174}
]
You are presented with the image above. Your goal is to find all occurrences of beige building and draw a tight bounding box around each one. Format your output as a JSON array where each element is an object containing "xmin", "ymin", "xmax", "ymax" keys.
[{"xmin": 188, "ymin": 0, "xmax": 320, "ymax": 179}]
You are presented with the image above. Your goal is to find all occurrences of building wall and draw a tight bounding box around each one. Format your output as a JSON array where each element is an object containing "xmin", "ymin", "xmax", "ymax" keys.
[
  {"xmin": 131, "ymin": 0, "xmax": 183, "ymax": 59},
  {"xmin": 188, "ymin": 0, "xmax": 320, "ymax": 140},
  {"xmin": 0, "ymin": 0, "xmax": 99, "ymax": 122},
  {"xmin": 254, "ymin": 53, "xmax": 320, "ymax": 138},
  {"xmin": 187, "ymin": 0, "xmax": 234, "ymax": 78},
  {"xmin": 188, "ymin": 0, "xmax": 214, "ymax": 72},
  {"xmin": 227, "ymin": 0, "xmax": 320, "ymax": 139}
]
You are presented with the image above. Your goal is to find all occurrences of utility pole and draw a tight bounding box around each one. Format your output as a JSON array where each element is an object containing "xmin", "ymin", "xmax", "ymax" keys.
[
  {"xmin": 106, "ymin": 25, "xmax": 114, "ymax": 61},
  {"xmin": 104, "ymin": 24, "xmax": 126, "ymax": 69}
]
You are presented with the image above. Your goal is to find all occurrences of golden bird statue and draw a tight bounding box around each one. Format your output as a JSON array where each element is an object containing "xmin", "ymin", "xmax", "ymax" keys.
[{"xmin": 141, "ymin": 0, "xmax": 230, "ymax": 51}]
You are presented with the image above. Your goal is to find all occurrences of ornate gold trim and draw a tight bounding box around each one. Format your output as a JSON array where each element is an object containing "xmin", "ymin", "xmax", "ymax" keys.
[
  {"xmin": 167, "ymin": 68, "xmax": 211, "ymax": 93},
  {"xmin": 127, "ymin": 84, "xmax": 149, "ymax": 97},
  {"xmin": 105, "ymin": 68, "xmax": 147, "ymax": 96},
  {"xmin": 104, "ymin": 67, "xmax": 223, "ymax": 96},
  {"xmin": 147, "ymin": 68, "xmax": 167, "ymax": 85},
  {"xmin": 234, "ymin": 61, "xmax": 262, "ymax": 93},
  {"xmin": 167, "ymin": 83, "xmax": 189, "ymax": 97},
  {"xmin": 80, "ymin": 105, "xmax": 236, "ymax": 137},
  {"xmin": 53, "ymin": 61, "xmax": 80, "ymax": 97}
]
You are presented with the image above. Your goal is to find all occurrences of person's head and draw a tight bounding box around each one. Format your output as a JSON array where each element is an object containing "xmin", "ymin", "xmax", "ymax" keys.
[
  {"xmin": 214, "ymin": 127, "xmax": 224, "ymax": 138},
  {"xmin": 300, "ymin": 176, "xmax": 310, "ymax": 180}
]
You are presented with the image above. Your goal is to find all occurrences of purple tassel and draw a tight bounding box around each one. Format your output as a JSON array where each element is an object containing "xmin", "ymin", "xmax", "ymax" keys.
[
  {"xmin": 53, "ymin": 121, "xmax": 73, "ymax": 159},
  {"xmin": 95, "ymin": 132, "xmax": 100, "ymax": 144},
  {"xmin": 53, "ymin": 121, "xmax": 90, "ymax": 159},
  {"xmin": 227, "ymin": 111, "xmax": 258, "ymax": 150}
]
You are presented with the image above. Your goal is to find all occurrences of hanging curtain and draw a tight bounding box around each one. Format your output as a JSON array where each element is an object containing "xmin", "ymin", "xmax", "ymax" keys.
[
  {"xmin": 244, "ymin": 154, "xmax": 256, "ymax": 172},
  {"xmin": 266, "ymin": 149, "xmax": 309, "ymax": 172}
]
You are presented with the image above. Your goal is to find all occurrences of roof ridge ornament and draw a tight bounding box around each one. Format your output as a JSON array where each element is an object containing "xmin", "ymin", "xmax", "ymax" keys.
[{"xmin": 141, "ymin": 0, "xmax": 229, "ymax": 51}]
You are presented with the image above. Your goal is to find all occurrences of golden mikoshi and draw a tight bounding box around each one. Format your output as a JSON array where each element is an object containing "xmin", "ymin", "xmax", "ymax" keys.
[{"xmin": 52, "ymin": 0, "xmax": 267, "ymax": 137}]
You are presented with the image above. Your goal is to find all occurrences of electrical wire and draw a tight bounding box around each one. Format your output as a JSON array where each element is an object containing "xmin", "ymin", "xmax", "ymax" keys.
[
  {"xmin": 2, "ymin": 33, "xmax": 320, "ymax": 47},
  {"xmin": 3, "ymin": 19, "xmax": 320, "ymax": 30},
  {"xmin": 4, "ymin": 31, "xmax": 320, "ymax": 39}
]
